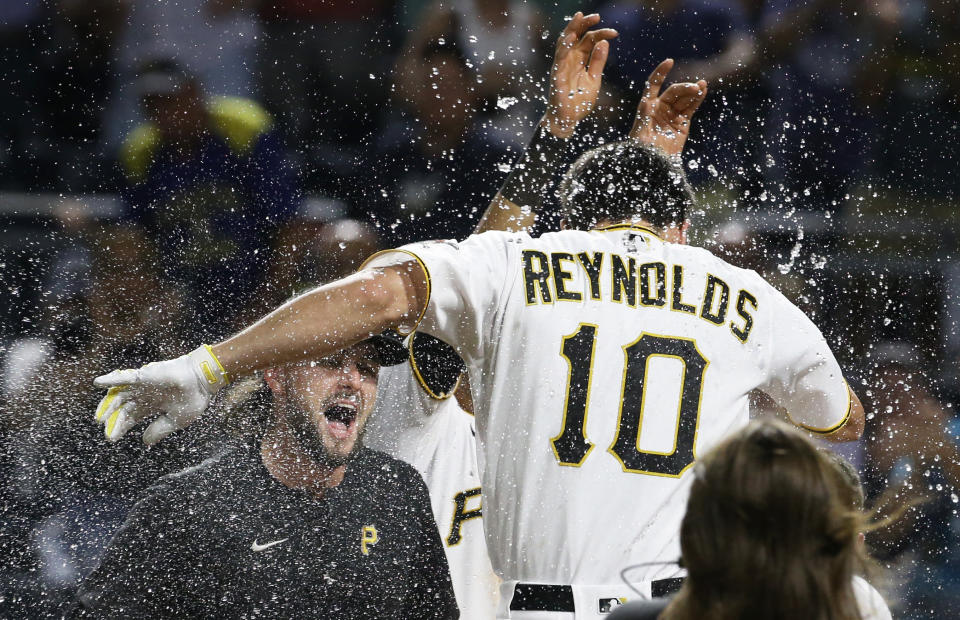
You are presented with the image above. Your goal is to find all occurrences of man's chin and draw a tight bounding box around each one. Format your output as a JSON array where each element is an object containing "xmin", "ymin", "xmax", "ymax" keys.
[{"xmin": 302, "ymin": 434, "xmax": 362, "ymax": 469}]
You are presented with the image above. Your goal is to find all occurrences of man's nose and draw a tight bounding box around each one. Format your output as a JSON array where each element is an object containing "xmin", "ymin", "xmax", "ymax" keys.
[{"xmin": 337, "ymin": 363, "xmax": 363, "ymax": 388}]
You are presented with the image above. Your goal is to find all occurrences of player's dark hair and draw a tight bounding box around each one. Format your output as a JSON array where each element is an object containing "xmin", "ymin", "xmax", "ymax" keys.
[
  {"xmin": 664, "ymin": 421, "xmax": 868, "ymax": 620},
  {"xmin": 823, "ymin": 450, "xmax": 866, "ymax": 512},
  {"xmin": 558, "ymin": 140, "xmax": 694, "ymax": 231}
]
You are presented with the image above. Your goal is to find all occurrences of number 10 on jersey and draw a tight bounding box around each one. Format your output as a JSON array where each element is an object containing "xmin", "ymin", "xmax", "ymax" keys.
[{"xmin": 551, "ymin": 324, "xmax": 709, "ymax": 477}]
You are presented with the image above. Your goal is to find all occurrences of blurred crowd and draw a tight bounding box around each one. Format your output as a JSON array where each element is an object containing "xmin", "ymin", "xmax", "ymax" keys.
[{"xmin": 2, "ymin": 0, "xmax": 960, "ymax": 617}]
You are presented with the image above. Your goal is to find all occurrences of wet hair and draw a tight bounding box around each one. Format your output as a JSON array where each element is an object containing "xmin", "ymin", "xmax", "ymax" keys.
[
  {"xmin": 665, "ymin": 421, "xmax": 867, "ymax": 620},
  {"xmin": 559, "ymin": 140, "xmax": 694, "ymax": 230}
]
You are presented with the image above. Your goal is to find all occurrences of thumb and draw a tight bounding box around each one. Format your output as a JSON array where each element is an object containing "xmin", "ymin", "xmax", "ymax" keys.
[
  {"xmin": 631, "ymin": 98, "xmax": 653, "ymax": 137},
  {"xmin": 94, "ymin": 368, "xmax": 139, "ymax": 388},
  {"xmin": 143, "ymin": 415, "xmax": 178, "ymax": 446}
]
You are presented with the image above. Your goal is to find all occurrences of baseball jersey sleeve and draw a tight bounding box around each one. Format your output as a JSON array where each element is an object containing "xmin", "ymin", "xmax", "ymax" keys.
[
  {"xmin": 362, "ymin": 232, "xmax": 518, "ymax": 365},
  {"xmin": 758, "ymin": 285, "xmax": 851, "ymax": 434}
]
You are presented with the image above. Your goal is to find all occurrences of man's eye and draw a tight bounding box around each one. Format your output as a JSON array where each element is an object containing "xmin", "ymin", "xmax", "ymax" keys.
[{"xmin": 358, "ymin": 363, "xmax": 379, "ymax": 378}]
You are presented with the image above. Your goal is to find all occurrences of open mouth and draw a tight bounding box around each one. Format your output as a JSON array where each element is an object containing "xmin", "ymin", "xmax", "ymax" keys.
[{"xmin": 323, "ymin": 403, "xmax": 358, "ymax": 440}]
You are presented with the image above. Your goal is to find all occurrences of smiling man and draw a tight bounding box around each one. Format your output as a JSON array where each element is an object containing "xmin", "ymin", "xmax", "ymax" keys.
[{"xmin": 75, "ymin": 334, "xmax": 458, "ymax": 619}]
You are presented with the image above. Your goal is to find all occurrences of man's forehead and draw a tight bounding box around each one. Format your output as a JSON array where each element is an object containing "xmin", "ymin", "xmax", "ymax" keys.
[{"xmin": 302, "ymin": 342, "xmax": 379, "ymax": 367}]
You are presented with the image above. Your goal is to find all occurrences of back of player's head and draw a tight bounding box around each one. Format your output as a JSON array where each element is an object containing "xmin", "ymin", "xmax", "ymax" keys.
[
  {"xmin": 558, "ymin": 140, "xmax": 694, "ymax": 231},
  {"xmin": 823, "ymin": 450, "xmax": 866, "ymax": 512},
  {"xmin": 670, "ymin": 420, "xmax": 867, "ymax": 620}
]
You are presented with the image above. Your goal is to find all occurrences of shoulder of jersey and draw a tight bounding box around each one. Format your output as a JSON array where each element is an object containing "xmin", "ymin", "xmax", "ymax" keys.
[
  {"xmin": 470, "ymin": 229, "xmax": 534, "ymax": 245},
  {"xmin": 670, "ymin": 243, "xmax": 770, "ymax": 288},
  {"xmin": 144, "ymin": 449, "xmax": 235, "ymax": 503}
]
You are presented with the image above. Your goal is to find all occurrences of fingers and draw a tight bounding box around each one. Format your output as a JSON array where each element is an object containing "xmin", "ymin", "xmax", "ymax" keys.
[
  {"xmin": 104, "ymin": 401, "xmax": 138, "ymax": 443},
  {"xmin": 659, "ymin": 81, "xmax": 709, "ymax": 117},
  {"xmin": 94, "ymin": 368, "xmax": 139, "ymax": 388},
  {"xmin": 556, "ymin": 12, "xmax": 615, "ymax": 60},
  {"xmin": 567, "ymin": 12, "xmax": 601, "ymax": 40},
  {"xmin": 95, "ymin": 386, "xmax": 128, "ymax": 422},
  {"xmin": 557, "ymin": 11, "xmax": 586, "ymax": 50},
  {"xmin": 586, "ymin": 39, "xmax": 610, "ymax": 81},
  {"xmin": 143, "ymin": 415, "xmax": 178, "ymax": 447},
  {"xmin": 577, "ymin": 28, "xmax": 618, "ymax": 58},
  {"xmin": 642, "ymin": 58, "xmax": 674, "ymax": 105},
  {"xmin": 686, "ymin": 79, "xmax": 709, "ymax": 116}
]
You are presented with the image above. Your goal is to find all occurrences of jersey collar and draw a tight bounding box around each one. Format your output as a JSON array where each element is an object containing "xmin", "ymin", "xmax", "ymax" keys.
[{"xmin": 591, "ymin": 223, "xmax": 663, "ymax": 240}]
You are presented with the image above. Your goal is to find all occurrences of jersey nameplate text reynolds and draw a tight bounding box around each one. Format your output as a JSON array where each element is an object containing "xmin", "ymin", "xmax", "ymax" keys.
[{"xmin": 521, "ymin": 250, "xmax": 758, "ymax": 343}]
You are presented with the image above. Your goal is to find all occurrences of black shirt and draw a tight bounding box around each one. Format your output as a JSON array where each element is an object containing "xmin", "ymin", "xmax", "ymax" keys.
[{"xmin": 76, "ymin": 444, "xmax": 458, "ymax": 619}]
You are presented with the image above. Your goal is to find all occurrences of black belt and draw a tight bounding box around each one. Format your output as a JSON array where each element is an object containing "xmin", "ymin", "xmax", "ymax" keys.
[{"xmin": 510, "ymin": 578, "xmax": 684, "ymax": 612}]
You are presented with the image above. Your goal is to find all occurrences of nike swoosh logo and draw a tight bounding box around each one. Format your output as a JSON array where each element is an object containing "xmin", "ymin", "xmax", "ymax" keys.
[{"xmin": 251, "ymin": 538, "xmax": 289, "ymax": 552}]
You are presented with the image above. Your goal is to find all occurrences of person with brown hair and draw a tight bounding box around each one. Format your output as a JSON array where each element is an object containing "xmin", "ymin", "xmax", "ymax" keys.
[{"xmin": 611, "ymin": 420, "xmax": 890, "ymax": 620}]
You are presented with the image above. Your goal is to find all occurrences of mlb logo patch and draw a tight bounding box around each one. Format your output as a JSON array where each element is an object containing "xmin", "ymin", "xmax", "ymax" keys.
[{"xmin": 598, "ymin": 597, "xmax": 627, "ymax": 613}]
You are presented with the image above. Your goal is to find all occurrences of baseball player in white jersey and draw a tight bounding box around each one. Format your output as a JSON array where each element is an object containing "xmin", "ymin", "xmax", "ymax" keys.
[
  {"xmin": 365, "ymin": 332, "xmax": 499, "ymax": 619},
  {"xmin": 90, "ymin": 12, "xmax": 865, "ymax": 619}
]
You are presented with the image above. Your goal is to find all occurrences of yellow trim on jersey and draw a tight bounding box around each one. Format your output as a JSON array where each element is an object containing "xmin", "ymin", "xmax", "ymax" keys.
[
  {"xmin": 446, "ymin": 487, "xmax": 483, "ymax": 547},
  {"xmin": 605, "ymin": 331, "xmax": 708, "ymax": 479},
  {"xmin": 790, "ymin": 380, "xmax": 853, "ymax": 435},
  {"xmin": 407, "ymin": 334, "xmax": 462, "ymax": 401},
  {"xmin": 592, "ymin": 223, "xmax": 663, "ymax": 240},
  {"xmin": 358, "ymin": 249, "xmax": 432, "ymax": 337}
]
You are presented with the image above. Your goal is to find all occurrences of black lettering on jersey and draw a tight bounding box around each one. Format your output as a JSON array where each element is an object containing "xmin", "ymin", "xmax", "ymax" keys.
[
  {"xmin": 551, "ymin": 252, "xmax": 582, "ymax": 302},
  {"xmin": 731, "ymin": 290, "xmax": 758, "ymax": 343},
  {"xmin": 611, "ymin": 254, "xmax": 637, "ymax": 307},
  {"xmin": 577, "ymin": 252, "xmax": 604, "ymax": 300},
  {"xmin": 446, "ymin": 487, "xmax": 483, "ymax": 546},
  {"xmin": 671, "ymin": 265, "xmax": 697, "ymax": 314},
  {"xmin": 700, "ymin": 275, "xmax": 730, "ymax": 325},
  {"xmin": 639, "ymin": 262, "xmax": 667, "ymax": 307},
  {"xmin": 522, "ymin": 250, "xmax": 553, "ymax": 305}
]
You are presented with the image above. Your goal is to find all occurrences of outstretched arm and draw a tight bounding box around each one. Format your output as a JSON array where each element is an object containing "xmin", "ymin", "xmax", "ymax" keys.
[
  {"xmin": 211, "ymin": 265, "xmax": 427, "ymax": 374},
  {"xmin": 94, "ymin": 263, "xmax": 428, "ymax": 444}
]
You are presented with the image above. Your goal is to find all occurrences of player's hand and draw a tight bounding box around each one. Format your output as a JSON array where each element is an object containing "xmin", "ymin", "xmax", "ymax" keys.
[
  {"xmin": 542, "ymin": 11, "xmax": 617, "ymax": 138},
  {"xmin": 629, "ymin": 59, "xmax": 708, "ymax": 156},
  {"xmin": 93, "ymin": 345, "xmax": 230, "ymax": 445}
]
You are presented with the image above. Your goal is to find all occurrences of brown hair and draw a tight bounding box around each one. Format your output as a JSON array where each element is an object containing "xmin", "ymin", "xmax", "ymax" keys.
[{"xmin": 664, "ymin": 421, "xmax": 867, "ymax": 620}]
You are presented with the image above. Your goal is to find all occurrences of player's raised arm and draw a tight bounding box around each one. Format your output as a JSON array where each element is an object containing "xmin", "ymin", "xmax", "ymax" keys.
[
  {"xmin": 94, "ymin": 263, "xmax": 429, "ymax": 445},
  {"xmin": 475, "ymin": 11, "xmax": 615, "ymax": 233},
  {"xmin": 476, "ymin": 31, "xmax": 708, "ymax": 234},
  {"xmin": 629, "ymin": 58, "xmax": 708, "ymax": 157}
]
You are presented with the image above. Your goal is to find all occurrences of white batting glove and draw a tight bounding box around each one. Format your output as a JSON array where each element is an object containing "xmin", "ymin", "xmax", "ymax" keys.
[{"xmin": 94, "ymin": 345, "xmax": 231, "ymax": 445}]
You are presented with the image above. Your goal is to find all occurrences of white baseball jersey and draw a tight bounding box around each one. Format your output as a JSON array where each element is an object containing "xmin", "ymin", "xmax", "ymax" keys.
[
  {"xmin": 366, "ymin": 225, "xmax": 851, "ymax": 591},
  {"xmin": 365, "ymin": 360, "xmax": 499, "ymax": 620},
  {"xmin": 853, "ymin": 577, "xmax": 893, "ymax": 620}
]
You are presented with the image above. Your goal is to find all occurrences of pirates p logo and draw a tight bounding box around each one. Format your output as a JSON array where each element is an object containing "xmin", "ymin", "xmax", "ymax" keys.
[{"xmin": 361, "ymin": 525, "xmax": 379, "ymax": 555}]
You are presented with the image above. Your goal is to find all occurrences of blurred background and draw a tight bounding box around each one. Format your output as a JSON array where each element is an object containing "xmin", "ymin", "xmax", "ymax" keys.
[{"xmin": 1, "ymin": 0, "xmax": 959, "ymax": 617}]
